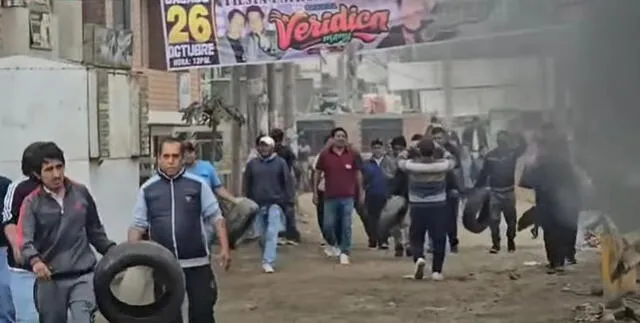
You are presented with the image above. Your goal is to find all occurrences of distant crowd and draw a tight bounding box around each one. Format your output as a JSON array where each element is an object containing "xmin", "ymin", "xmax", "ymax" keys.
[{"xmin": 0, "ymin": 118, "xmax": 589, "ymax": 322}]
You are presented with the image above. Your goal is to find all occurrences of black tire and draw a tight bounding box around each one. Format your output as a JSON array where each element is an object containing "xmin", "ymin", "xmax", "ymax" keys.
[
  {"xmin": 94, "ymin": 241, "xmax": 185, "ymax": 323},
  {"xmin": 517, "ymin": 206, "xmax": 537, "ymax": 231},
  {"xmin": 378, "ymin": 196, "xmax": 407, "ymax": 239},
  {"xmin": 462, "ymin": 188, "xmax": 492, "ymax": 234},
  {"xmin": 226, "ymin": 198, "xmax": 259, "ymax": 248}
]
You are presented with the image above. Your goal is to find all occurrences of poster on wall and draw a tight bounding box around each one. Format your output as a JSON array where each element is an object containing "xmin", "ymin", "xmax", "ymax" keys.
[
  {"xmin": 29, "ymin": 11, "xmax": 52, "ymax": 50},
  {"xmin": 160, "ymin": 0, "xmax": 497, "ymax": 70}
]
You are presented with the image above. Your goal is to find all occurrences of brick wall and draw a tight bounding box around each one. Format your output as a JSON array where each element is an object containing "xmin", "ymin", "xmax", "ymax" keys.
[{"xmin": 82, "ymin": 0, "xmax": 106, "ymax": 25}]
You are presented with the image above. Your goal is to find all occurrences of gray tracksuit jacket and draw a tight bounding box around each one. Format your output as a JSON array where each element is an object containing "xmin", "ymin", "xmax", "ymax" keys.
[
  {"xmin": 20, "ymin": 180, "xmax": 115, "ymax": 279},
  {"xmin": 132, "ymin": 168, "xmax": 222, "ymax": 268}
]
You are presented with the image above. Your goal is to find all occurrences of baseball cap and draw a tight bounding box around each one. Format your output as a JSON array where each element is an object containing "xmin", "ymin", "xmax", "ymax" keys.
[{"xmin": 259, "ymin": 136, "xmax": 275, "ymax": 146}]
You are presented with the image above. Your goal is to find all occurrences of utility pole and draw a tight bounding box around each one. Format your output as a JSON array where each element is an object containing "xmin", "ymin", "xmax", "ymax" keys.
[
  {"xmin": 230, "ymin": 66, "xmax": 244, "ymax": 195},
  {"xmin": 337, "ymin": 53, "xmax": 346, "ymax": 103},
  {"xmin": 345, "ymin": 43, "xmax": 359, "ymax": 111},
  {"xmin": 282, "ymin": 63, "xmax": 297, "ymax": 152},
  {"xmin": 246, "ymin": 64, "xmax": 268, "ymax": 147},
  {"xmin": 442, "ymin": 57, "xmax": 453, "ymax": 125},
  {"xmin": 266, "ymin": 63, "xmax": 281, "ymax": 130}
]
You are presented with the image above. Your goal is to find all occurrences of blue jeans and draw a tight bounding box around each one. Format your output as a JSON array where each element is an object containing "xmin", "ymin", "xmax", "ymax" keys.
[
  {"xmin": 0, "ymin": 247, "xmax": 16, "ymax": 323},
  {"xmin": 255, "ymin": 204, "xmax": 284, "ymax": 266},
  {"xmin": 10, "ymin": 270, "xmax": 38, "ymax": 322},
  {"xmin": 323, "ymin": 197, "xmax": 354, "ymax": 255}
]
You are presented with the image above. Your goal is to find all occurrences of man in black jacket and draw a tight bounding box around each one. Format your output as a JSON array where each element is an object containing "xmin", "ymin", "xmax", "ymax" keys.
[
  {"xmin": 0, "ymin": 173, "xmax": 13, "ymax": 323},
  {"xmin": 1, "ymin": 142, "xmax": 45, "ymax": 323},
  {"xmin": 475, "ymin": 130, "xmax": 527, "ymax": 253}
]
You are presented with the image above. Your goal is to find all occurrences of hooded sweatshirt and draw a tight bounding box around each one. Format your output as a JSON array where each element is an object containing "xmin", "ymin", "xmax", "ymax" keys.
[
  {"xmin": 244, "ymin": 153, "xmax": 293, "ymax": 207},
  {"xmin": 399, "ymin": 158, "xmax": 456, "ymax": 205}
]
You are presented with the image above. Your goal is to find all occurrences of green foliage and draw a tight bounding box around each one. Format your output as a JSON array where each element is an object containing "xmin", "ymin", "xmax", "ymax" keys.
[{"xmin": 181, "ymin": 92, "xmax": 245, "ymax": 128}]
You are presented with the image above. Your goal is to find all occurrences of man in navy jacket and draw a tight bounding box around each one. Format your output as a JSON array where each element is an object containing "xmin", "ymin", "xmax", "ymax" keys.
[{"xmin": 362, "ymin": 139, "xmax": 392, "ymax": 249}]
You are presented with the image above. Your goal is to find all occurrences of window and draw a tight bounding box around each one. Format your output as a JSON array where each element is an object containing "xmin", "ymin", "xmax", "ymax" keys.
[
  {"xmin": 113, "ymin": 0, "xmax": 131, "ymax": 29},
  {"xmin": 360, "ymin": 118, "xmax": 403, "ymax": 153},
  {"xmin": 297, "ymin": 120, "xmax": 335, "ymax": 154}
]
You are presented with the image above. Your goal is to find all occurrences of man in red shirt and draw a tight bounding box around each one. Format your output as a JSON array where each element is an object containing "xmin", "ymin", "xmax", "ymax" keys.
[{"xmin": 313, "ymin": 128, "xmax": 364, "ymax": 265}]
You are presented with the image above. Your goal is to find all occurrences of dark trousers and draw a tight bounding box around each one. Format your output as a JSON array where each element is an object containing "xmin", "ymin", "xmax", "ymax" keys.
[
  {"xmin": 542, "ymin": 212, "xmax": 579, "ymax": 268},
  {"xmin": 409, "ymin": 202, "xmax": 448, "ymax": 273},
  {"xmin": 542, "ymin": 224, "xmax": 574, "ymax": 268},
  {"xmin": 316, "ymin": 191, "xmax": 341, "ymax": 245},
  {"xmin": 446, "ymin": 196, "xmax": 460, "ymax": 248},
  {"xmin": 488, "ymin": 191, "xmax": 517, "ymax": 246},
  {"xmin": 364, "ymin": 193, "xmax": 387, "ymax": 245},
  {"xmin": 154, "ymin": 265, "xmax": 218, "ymax": 323},
  {"xmin": 283, "ymin": 204, "xmax": 301, "ymax": 242}
]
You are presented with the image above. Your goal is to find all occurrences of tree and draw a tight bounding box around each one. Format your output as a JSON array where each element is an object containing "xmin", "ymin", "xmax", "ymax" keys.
[{"xmin": 180, "ymin": 92, "xmax": 245, "ymax": 162}]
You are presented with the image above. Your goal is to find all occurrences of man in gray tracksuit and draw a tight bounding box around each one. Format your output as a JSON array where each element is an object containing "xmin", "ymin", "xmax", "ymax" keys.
[
  {"xmin": 19, "ymin": 142, "xmax": 116, "ymax": 323},
  {"xmin": 129, "ymin": 137, "xmax": 230, "ymax": 323}
]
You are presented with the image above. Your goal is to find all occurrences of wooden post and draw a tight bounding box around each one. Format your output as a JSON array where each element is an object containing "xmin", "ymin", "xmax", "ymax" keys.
[{"xmin": 600, "ymin": 234, "xmax": 637, "ymax": 301}]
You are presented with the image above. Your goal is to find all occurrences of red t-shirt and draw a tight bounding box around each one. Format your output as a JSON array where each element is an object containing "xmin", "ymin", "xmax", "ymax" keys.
[{"xmin": 315, "ymin": 148, "xmax": 361, "ymax": 199}]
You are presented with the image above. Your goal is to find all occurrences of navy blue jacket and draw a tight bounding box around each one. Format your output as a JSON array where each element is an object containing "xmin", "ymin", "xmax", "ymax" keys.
[
  {"xmin": 362, "ymin": 158, "xmax": 389, "ymax": 197},
  {"xmin": 243, "ymin": 153, "xmax": 293, "ymax": 207},
  {"xmin": 132, "ymin": 168, "xmax": 221, "ymax": 268}
]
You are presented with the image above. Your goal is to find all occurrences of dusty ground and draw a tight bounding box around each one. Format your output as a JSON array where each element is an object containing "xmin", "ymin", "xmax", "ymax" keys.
[{"xmin": 212, "ymin": 194, "xmax": 602, "ymax": 323}]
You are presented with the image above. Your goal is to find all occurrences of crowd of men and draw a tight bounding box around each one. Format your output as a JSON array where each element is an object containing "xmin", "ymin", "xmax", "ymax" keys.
[{"xmin": 0, "ymin": 119, "xmax": 587, "ymax": 322}]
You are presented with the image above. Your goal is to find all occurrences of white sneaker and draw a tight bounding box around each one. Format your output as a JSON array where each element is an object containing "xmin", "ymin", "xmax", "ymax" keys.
[
  {"xmin": 431, "ymin": 272, "xmax": 444, "ymax": 281},
  {"xmin": 262, "ymin": 263, "xmax": 275, "ymax": 273},
  {"xmin": 414, "ymin": 258, "xmax": 426, "ymax": 280},
  {"xmin": 323, "ymin": 246, "xmax": 338, "ymax": 257},
  {"xmin": 339, "ymin": 253, "xmax": 350, "ymax": 265}
]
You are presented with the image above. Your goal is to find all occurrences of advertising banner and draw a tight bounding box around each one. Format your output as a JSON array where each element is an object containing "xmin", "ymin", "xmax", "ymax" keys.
[{"xmin": 161, "ymin": 0, "xmax": 496, "ymax": 70}]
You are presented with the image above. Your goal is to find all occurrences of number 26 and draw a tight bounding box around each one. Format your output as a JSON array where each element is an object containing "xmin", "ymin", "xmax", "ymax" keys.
[{"xmin": 167, "ymin": 4, "xmax": 212, "ymax": 44}]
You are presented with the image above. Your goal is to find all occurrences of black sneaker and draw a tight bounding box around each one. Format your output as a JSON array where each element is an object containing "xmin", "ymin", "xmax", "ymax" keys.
[
  {"xmin": 507, "ymin": 240, "xmax": 516, "ymax": 253},
  {"xmin": 394, "ymin": 246, "xmax": 404, "ymax": 257},
  {"xmin": 368, "ymin": 240, "xmax": 377, "ymax": 249},
  {"xmin": 405, "ymin": 247, "xmax": 413, "ymax": 257},
  {"xmin": 378, "ymin": 242, "xmax": 389, "ymax": 250},
  {"xmin": 566, "ymin": 257, "xmax": 577, "ymax": 265},
  {"xmin": 450, "ymin": 244, "xmax": 459, "ymax": 253},
  {"xmin": 489, "ymin": 245, "xmax": 500, "ymax": 254}
]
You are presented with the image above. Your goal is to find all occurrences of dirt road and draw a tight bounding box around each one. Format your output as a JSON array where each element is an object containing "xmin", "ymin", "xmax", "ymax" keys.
[{"xmin": 213, "ymin": 194, "xmax": 600, "ymax": 323}]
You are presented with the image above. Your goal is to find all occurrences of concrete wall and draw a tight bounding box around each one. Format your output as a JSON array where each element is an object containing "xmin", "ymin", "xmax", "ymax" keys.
[{"xmin": 388, "ymin": 57, "xmax": 548, "ymax": 116}]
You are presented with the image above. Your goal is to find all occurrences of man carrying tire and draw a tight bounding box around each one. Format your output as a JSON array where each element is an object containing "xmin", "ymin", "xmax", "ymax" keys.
[
  {"xmin": 129, "ymin": 137, "xmax": 231, "ymax": 323},
  {"xmin": 18, "ymin": 142, "xmax": 116, "ymax": 323},
  {"xmin": 0, "ymin": 173, "xmax": 14, "ymax": 323},
  {"xmin": 2, "ymin": 142, "xmax": 46, "ymax": 323},
  {"xmin": 475, "ymin": 130, "xmax": 527, "ymax": 254}
]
